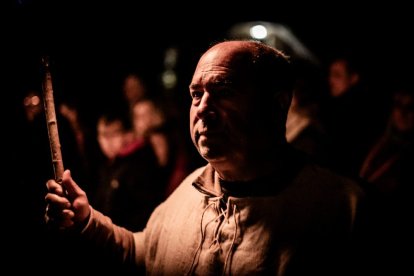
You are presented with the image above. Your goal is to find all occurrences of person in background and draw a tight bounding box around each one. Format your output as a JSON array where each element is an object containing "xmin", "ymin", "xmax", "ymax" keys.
[
  {"xmin": 122, "ymin": 73, "xmax": 149, "ymax": 111},
  {"xmin": 322, "ymin": 55, "xmax": 384, "ymax": 177},
  {"xmin": 132, "ymin": 99, "xmax": 191, "ymax": 196},
  {"xmin": 360, "ymin": 87, "xmax": 414, "ymax": 190},
  {"xmin": 45, "ymin": 40, "xmax": 365, "ymax": 275},
  {"xmin": 93, "ymin": 110, "xmax": 165, "ymax": 232},
  {"xmin": 358, "ymin": 86, "xmax": 414, "ymax": 275}
]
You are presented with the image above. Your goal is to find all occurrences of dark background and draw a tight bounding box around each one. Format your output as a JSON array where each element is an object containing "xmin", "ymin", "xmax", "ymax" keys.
[
  {"xmin": 3, "ymin": 0, "xmax": 413, "ymax": 170},
  {"xmin": 2, "ymin": 1, "xmax": 412, "ymax": 176},
  {"xmin": 5, "ymin": 0, "xmax": 413, "ymax": 111},
  {"xmin": 4, "ymin": 0, "xmax": 412, "ymax": 178}
]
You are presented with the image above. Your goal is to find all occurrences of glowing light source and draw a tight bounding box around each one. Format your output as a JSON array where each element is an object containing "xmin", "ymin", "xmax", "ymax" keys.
[
  {"xmin": 249, "ymin": 25, "xmax": 268, "ymax": 39},
  {"xmin": 229, "ymin": 21, "xmax": 318, "ymax": 64},
  {"xmin": 162, "ymin": 70, "xmax": 177, "ymax": 89}
]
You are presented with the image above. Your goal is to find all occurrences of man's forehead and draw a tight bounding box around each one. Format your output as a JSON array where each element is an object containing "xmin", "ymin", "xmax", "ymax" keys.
[
  {"xmin": 199, "ymin": 45, "xmax": 250, "ymax": 67},
  {"xmin": 193, "ymin": 58, "xmax": 249, "ymax": 81},
  {"xmin": 190, "ymin": 70, "xmax": 235, "ymax": 89},
  {"xmin": 190, "ymin": 43, "xmax": 254, "ymax": 86},
  {"xmin": 192, "ymin": 63, "xmax": 247, "ymax": 83}
]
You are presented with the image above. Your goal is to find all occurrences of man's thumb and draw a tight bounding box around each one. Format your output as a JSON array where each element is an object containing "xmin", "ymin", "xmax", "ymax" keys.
[{"xmin": 62, "ymin": 170, "xmax": 84, "ymax": 199}]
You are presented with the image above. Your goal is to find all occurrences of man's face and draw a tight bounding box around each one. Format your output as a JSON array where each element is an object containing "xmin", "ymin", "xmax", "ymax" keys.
[
  {"xmin": 189, "ymin": 44, "xmax": 260, "ymax": 164},
  {"xmin": 329, "ymin": 60, "xmax": 358, "ymax": 97},
  {"xmin": 123, "ymin": 75, "xmax": 146, "ymax": 103},
  {"xmin": 97, "ymin": 119, "xmax": 124, "ymax": 160}
]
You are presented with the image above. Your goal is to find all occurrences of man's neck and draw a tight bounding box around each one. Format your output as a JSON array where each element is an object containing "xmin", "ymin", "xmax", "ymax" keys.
[
  {"xmin": 211, "ymin": 144, "xmax": 290, "ymax": 182},
  {"xmin": 193, "ymin": 145, "xmax": 306, "ymax": 197}
]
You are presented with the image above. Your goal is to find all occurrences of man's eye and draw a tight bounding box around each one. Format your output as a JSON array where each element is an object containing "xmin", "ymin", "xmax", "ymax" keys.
[{"xmin": 191, "ymin": 91, "xmax": 203, "ymax": 99}]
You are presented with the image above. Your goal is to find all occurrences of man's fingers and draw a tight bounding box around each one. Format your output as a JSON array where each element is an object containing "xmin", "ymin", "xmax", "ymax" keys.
[
  {"xmin": 46, "ymin": 179, "xmax": 65, "ymax": 196},
  {"xmin": 62, "ymin": 209, "xmax": 75, "ymax": 219},
  {"xmin": 45, "ymin": 208, "xmax": 75, "ymax": 227},
  {"xmin": 61, "ymin": 170, "xmax": 85, "ymax": 200},
  {"xmin": 45, "ymin": 193, "xmax": 71, "ymax": 209}
]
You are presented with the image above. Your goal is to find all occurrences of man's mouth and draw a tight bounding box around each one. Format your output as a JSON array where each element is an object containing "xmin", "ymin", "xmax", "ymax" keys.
[{"xmin": 196, "ymin": 129, "xmax": 219, "ymax": 142}]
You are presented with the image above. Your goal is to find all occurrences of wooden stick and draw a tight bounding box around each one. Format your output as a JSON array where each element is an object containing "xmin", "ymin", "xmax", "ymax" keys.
[{"xmin": 41, "ymin": 56, "xmax": 64, "ymax": 183}]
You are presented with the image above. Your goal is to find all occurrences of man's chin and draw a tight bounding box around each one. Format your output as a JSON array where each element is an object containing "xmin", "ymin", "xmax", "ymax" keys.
[{"xmin": 198, "ymin": 146, "xmax": 225, "ymax": 161}]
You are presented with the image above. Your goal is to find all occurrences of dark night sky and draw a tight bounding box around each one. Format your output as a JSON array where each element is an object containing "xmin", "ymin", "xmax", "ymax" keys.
[{"xmin": 4, "ymin": 0, "xmax": 413, "ymax": 123}]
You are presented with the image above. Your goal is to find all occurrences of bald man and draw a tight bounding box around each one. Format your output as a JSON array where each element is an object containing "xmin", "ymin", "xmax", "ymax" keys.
[{"xmin": 46, "ymin": 41, "xmax": 364, "ymax": 275}]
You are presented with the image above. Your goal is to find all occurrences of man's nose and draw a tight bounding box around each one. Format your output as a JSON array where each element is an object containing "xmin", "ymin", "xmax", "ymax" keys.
[{"xmin": 196, "ymin": 92, "xmax": 216, "ymax": 120}]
